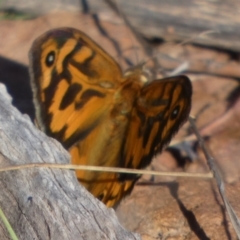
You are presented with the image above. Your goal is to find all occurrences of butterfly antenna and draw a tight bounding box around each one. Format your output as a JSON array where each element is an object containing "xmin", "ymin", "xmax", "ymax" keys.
[
  {"xmin": 176, "ymin": 30, "xmax": 219, "ymax": 47},
  {"xmin": 159, "ymin": 30, "xmax": 219, "ymax": 74}
]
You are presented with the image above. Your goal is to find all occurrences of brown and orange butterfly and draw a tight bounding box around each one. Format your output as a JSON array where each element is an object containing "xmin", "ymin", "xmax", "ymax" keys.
[{"xmin": 29, "ymin": 27, "xmax": 192, "ymax": 207}]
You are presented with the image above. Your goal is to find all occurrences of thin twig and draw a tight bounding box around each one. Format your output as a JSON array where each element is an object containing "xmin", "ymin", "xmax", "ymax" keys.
[{"xmin": 189, "ymin": 116, "xmax": 240, "ymax": 239}]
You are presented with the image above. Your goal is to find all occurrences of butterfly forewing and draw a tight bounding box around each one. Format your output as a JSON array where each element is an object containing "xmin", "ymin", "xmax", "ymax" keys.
[
  {"xmin": 29, "ymin": 27, "xmax": 192, "ymax": 207},
  {"xmin": 29, "ymin": 28, "xmax": 122, "ymax": 137}
]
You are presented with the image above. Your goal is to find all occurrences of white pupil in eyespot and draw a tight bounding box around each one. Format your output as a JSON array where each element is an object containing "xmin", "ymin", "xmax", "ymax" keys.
[{"xmin": 48, "ymin": 54, "xmax": 54, "ymax": 63}]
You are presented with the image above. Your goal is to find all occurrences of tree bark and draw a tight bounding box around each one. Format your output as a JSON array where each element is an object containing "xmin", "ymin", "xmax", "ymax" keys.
[{"xmin": 0, "ymin": 84, "xmax": 140, "ymax": 240}]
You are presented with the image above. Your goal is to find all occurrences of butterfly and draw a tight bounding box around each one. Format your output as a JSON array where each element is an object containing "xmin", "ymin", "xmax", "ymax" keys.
[{"xmin": 29, "ymin": 27, "xmax": 192, "ymax": 207}]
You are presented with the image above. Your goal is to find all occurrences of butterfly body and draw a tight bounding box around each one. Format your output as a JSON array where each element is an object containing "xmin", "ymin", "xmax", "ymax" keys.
[{"xmin": 29, "ymin": 27, "xmax": 192, "ymax": 207}]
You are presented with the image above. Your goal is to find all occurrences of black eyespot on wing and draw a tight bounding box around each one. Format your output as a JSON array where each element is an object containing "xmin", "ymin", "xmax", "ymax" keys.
[
  {"xmin": 171, "ymin": 105, "xmax": 180, "ymax": 120},
  {"xmin": 45, "ymin": 51, "xmax": 55, "ymax": 67}
]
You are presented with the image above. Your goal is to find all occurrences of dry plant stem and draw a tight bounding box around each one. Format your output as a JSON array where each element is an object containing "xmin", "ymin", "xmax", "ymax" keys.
[
  {"xmin": 0, "ymin": 207, "xmax": 18, "ymax": 240},
  {"xmin": 189, "ymin": 117, "xmax": 240, "ymax": 239},
  {"xmin": 0, "ymin": 163, "xmax": 213, "ymax": 179}
]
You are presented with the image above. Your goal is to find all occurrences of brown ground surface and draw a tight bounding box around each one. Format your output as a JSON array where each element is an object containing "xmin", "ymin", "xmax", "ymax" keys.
[{"xmin": 0, "ymin": 7, "xmax": 240, "ymax": 240}]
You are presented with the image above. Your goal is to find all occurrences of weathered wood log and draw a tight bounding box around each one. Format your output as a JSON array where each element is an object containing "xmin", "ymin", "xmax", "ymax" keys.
[
  {"xmin": 1, "ymin": 0, "xmax": 240, "ymax": 51},
  {"xmin": 0, "ymin": 84, "xmax": 140, "ymax": 240},
  {"xmin": 91, "ymin": 0, "xmax": 240, "ymax": 52}
]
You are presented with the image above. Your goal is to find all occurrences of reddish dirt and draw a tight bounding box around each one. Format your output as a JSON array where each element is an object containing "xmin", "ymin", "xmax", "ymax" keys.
[{"xmin": 0, "ymin": 10, "xmax": 240, "ymax": 239}]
